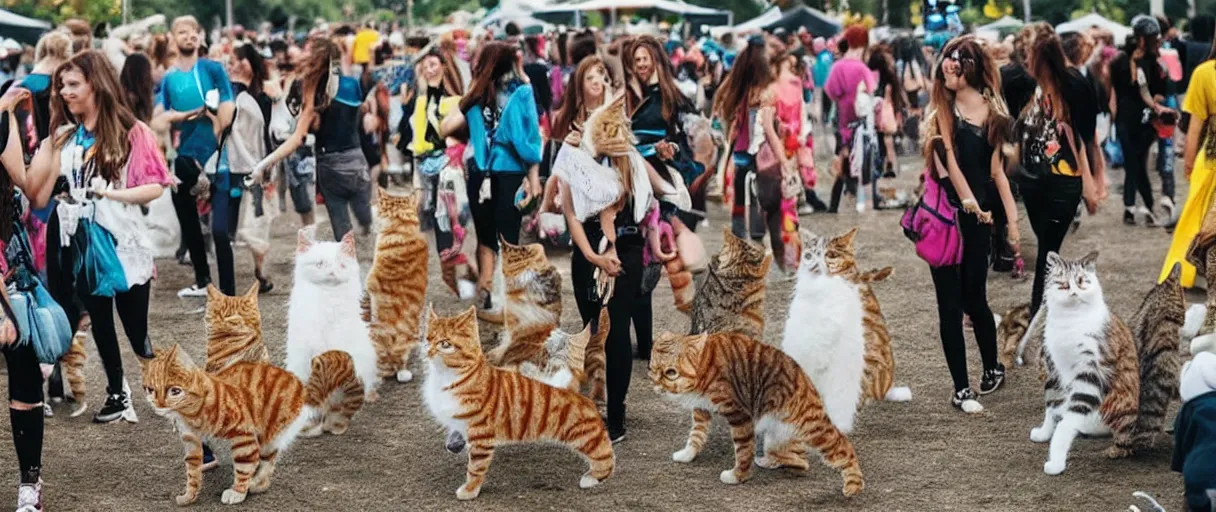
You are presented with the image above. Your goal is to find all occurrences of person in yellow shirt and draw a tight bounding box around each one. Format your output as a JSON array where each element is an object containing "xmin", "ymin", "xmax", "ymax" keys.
[
  {"xmin": 1162, "ymin": 47, "xmax": 1216, "ymax": 289},
  {"xmin": 352, "ymin": 23, "xmax": 380, "ymax": 67}
]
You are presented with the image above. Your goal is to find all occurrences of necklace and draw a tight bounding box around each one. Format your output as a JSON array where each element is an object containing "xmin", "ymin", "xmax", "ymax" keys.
[{"xmin": 69, "ymin": 125, "xmax": 95, "ymax": 203}]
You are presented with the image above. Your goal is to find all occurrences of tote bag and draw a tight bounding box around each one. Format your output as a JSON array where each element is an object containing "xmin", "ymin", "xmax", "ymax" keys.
[{"xmin": 900, "ymin": 171, "xmax": 963, "ymax": 267}]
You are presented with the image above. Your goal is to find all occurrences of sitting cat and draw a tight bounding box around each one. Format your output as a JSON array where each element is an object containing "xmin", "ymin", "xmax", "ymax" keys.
[
  {"xmin": 649, "ymin": 331, "xmax": 864, "ymax": 497},
  {"xmin": 782, "ymin": 228, "xmax": 909, "ymax": 434},
  {"xmin": 288, "ymin": 227, "xmax": 380, "ymax": 402},
  {"xmin": 1127, "ymin": 262, "xmax": 1185, "ymax": 452},
  {"xmin": 364, "ymin": 190, "xmax": 429, "ymax": 382},
  {"xmin": 204, "ymin": 283, "xmax": 269, "ymax": 373},
  {"xmin": 1029, "ymin": 251, "xmax": 1140, "ymax": 475},
  {"xmin": 141, "ymin": 345, "xmax": 364, "ymax": 505},
  {"xmin": 689, "ymin": 229, "xmax": 770, "ymax": 340},
  {"xmin": 422, "ymin": 306, "xmax": 615, "ymax": 500}
]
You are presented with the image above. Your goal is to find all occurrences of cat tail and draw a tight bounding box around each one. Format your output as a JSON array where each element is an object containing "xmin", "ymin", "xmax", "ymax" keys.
[
  {"xmin": 883, "ymin": 386, "xmax": 912, "ymax": 402},
  {"xmin": 1131, "ymin": 328, "xmax": 1183, "ymax": 450},
  {"xmin": 64, "ymin": 333, "xmax": 89, "ymax": 417},
  {"xmin": 585, "ymin": 307, "xmax": 610, "ymax": 403},
  {"xmin": 1015, "ymin": 305, "xmax": 1045, "ymax": 366},
  {"xmin": 856, "ymin": 267, "xmax": 893, "ymax": 284},
  {"xmin": 304, "ymin": 351, "xmax": 366, "ymax": 419}
]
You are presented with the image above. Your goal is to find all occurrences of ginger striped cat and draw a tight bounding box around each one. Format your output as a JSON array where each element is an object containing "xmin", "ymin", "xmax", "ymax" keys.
[
  {"xmin": 422, "ymin": 306, "xmax": 615, "ymax": 500},
  {"xmin": 490, "ymin": 239, "xmax": 562, "ymax": 367},
  {"xmin": 365, "ymin": 190, "xmax": 429, "ymax": 382},
  {"xmin": 204, "ymin": 283, "xmax": 269, "ymax": 373},
  {"xmin": 58, "ymin": 329, "xmax": 89, "ymax": 417},
  {"xmin": 518, "ymin": 307, "xmax": 610, "ymax": 401},
  {"xmin": 649, "ymin": 331, "xmax": 864, "ymax": 497},
  {"xmin": 1029, "ymin": 252, "xmax": 1141, "ymax": 475},
  {"xmin": 689, "ymin": 229, "xmax": 770, "ymax": 340},
  {"xmin": 1127, "ymin": 262, "xmax": 1185, "ymax": 451},
  {"xmin": 140, "ymin": 345, "xmax": 364, "ymax": 505},
  {"xmin": 782, "ymin": 228, "xmax": 909, "ymax": 434}
]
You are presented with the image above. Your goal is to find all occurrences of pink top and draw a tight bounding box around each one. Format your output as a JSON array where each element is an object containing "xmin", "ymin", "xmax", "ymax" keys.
[
  {"xmin": 123, "ymin": 122, "xmax": 172, "ymax": 189},
  {"xmin": 824, "ymin": 57, "xmax": 875, "ymax": 144},
  {"xmin": 775, "ymin": 76, "xmax": 803, "ymax": 154}
]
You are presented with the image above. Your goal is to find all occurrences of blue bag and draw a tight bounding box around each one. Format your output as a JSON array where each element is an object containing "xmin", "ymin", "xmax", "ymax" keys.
[
  {"xmin": 73, "ymin": 217, "xmax": 129, "ymax": 298},
  {"xmin": 1104, "ymin": 135, "xmax": 1124, "ymax": 168},
  {"xmin": 5, "ymin": 217, "xmax": 73, "ymax": 364}
]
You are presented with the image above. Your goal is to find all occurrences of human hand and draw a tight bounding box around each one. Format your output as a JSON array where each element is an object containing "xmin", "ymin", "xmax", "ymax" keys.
[
  {"xmin": 564, "ymin": 129, "xmax": 582, "ymax": 146},
  {"xmin": 90, "ymin": 176, "xmax": 108, "ymax": 199},
  {"xmin": 656, "ymin": 141, "xmax": 677, "ymax": 161},
  {"xmin": 0, "ymin": 315, "xmax": 15, "ymax": 346},
  {"xmin": 1082, "ymin": 179, "xmax": 1100, "ymax": 214},
  {"xmin": 595, "ymin": 248, "xmax": 623, "ymax": 277},
  {"xmin": 0, "ymin": 88, "xmax": 29, "ymax": 112}
]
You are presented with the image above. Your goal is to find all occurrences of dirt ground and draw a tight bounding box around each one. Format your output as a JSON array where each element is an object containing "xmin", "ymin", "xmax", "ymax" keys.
[{"xmin": 0, "ymin": 152, "xmax": 1194, "ymax": 511}]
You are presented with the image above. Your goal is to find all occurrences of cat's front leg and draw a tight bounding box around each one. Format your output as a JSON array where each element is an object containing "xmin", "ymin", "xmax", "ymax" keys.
[
  {"xmin": 1044, "ymin": 414, "xmax": 1083, "ymax": 475},
  {"xmin": 176, "ymin": 431, "xmax": 204, "ymax": 506},
  {"xmin": 457, "ymin": 442, "xmax": 495, "ymax": 500},
  {"xmin": 720, "ymin": 414, "xmax": 756, "ymax": 484},
  {"xmin": 222, "ymin": 432, "xmax": 261, "ymax": 504},
  {"xmin": 249, "ymin": 449, "xmax": 279, "ymax": 494},
  {"xmin": 1032, "ymin": 359, "xmax": 1065, "ymax": 443},
  {"xmin": 672, "ymin": 408, "xmax": 712, "ymax": 463}
]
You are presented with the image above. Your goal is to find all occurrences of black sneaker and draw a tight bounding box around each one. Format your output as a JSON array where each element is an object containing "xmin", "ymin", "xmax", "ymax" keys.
[
  {"xmin": 951, "ymin": 388, "xmax": 984, "ymax": 413},
  {"xmin": 1123, "ymin": 209, "xmax": 1136, "ymax": 226},
  {"xmin": 979, "ymin": 364, "xmax": 1006, "ymax": 395},
  {"xmin": 201, "ymin": 444, "xmax": 219, "ymax": 472},
  {"xmin": 93, "ymin": 392, "xmax": 129, "ymax": 423},
  {"xmin": 608, "ymin": 425, "xmax": 627, "ymax": 444}
]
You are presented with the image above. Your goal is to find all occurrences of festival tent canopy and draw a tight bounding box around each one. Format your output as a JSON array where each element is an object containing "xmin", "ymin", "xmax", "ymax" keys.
[
  {"xmin": 1056, "ymin": 13, "xmax": 1132, "ymax": 44},
  {"xmin": 977, "ymin": 15, "xmax": 1022, "ymax": 32},
  {"xmin": 762, "ymin": 6, "xmax": 841, "ymax": 37},
  {"xmin": 0, "ymin": 8, "xmax": 51, "ymax": 45},
  {"xmin": 537, "ymin": 0, "xmax": 731, "ymax": 27},
  {"xmin": 710, "ymin": 6, "xmax": 782, "ymax": 37}
]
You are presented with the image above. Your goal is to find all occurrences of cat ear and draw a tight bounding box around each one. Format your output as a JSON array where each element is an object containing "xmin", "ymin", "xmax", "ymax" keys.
[
  {"xmin": 833, "ymin": 227, "xmax": 859, "ymax": 250},
  {"xmin": 457, "ymin": 306, "xmax": 479, "ymax": 339},
  {"xmin": 1168, "ymin": 262, "xmax": 1182, "ymax": 283},
  {"xmin": 244, "ymin": 281, "xmax": 261, "ymax": 301},
  {"xmin": 1079, "ymin": 251, "xmax": 1099, "ymax": 273},
  {"xmin": 297, "ymin": 227, "xmax": 316, "ymax": 254},
  {"xmin": 167, "ymin": 344, "xmax": 197, "ymax": 370},
  {"xmin": 427, "ymin": 303, "xmax": 439, "ymax": 324},
  {"xmin": 206, "ymin": 284, "xmax": 224, "ymax": 301},
  {"xmin": 340, "ymin": 232, "xmax": 357, "ymax": 259},
  {"xmin": 1045, "ymin": 251, "xmax": 1064, "ymax": 273}
]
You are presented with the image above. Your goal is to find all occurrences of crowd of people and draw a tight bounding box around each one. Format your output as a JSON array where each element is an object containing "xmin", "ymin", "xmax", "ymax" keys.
[{"xmin": 0, "ymin": 8, "xmax": 1215, "ymax": 511}]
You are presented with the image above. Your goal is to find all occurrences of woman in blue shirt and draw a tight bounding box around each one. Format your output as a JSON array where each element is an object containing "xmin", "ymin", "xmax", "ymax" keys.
[{"xmin": 441, "ymin": 41, "xmax": 542, "ymax": 318}]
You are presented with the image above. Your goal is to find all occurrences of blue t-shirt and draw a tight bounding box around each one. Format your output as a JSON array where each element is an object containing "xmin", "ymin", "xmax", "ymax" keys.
[
  {"xmin": 813, "ymin": 51, "xmax": 834, "ymax": 89},
  {"xmin": 156, "ymin": 59, "xmax": 233, "ymax": 163}
]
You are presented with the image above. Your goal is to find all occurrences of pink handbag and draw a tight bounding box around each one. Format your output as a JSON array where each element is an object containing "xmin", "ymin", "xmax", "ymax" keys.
[{"xmin": 899, "ymin": 170, "xmax": 963, "ymax": 267}]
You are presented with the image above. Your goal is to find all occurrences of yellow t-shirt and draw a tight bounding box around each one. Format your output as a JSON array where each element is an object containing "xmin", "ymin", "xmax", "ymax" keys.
[
  {"xmin": 1185, "ymin": 61, "xmax": 1216, "ymax": 169},
  {"xmin": 352, "ymin": 29, "xmax": 380, "ymax": 65}
]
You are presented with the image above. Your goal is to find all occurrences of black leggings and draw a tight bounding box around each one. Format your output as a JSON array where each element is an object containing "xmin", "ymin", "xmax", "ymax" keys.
[
  {"xmin": 730, "ymin": 159, "xmax": 783, "ymax": 261},
  {"xmin": 467, "ymin": 171, "xmax": 525, "ymax": 250},
  {"xmin": 571, "ymin": 231, "xmax": 645, "ymax": 429},
  {"xmin": 211, "ymin": 182, "xmax": 242, "ymax": 296},
  {"xmin": 1021, "ymin": 176, "xmax": 1082, "ymax": 317},
  {"xmin": 173, "ymin": 156, "xmax": 211, "ymax": 288},
  {"xmin": 5, "ymin": 342, "xmax": 44, "ymax": 483},
  {"xmin": 929, "ymin": 217, "xmax": 999, "ymax": 392},
  {"xmin": 1120, "ymin": 125, "xmax": 1156, "ymax": 210},
  {"xmin": 83, "ymin": 283, "xmax": 153, "ymax": 395}
]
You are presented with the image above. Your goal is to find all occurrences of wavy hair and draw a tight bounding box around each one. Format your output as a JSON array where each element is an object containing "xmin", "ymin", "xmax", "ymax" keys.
[
  {"xmin": 922, "ymin": 36, "xmax": 1012, "ymax": 159},
  {"xmin": 551, "ymin": 56, "xmax": 609, "ymax": 143},
  {"xmin": 50, "ymin": 50, "xmax": 139, "ymax": 184},
  {"xmin": 622, "ymin": 35, "xmax": 686, "ymax": 124}
]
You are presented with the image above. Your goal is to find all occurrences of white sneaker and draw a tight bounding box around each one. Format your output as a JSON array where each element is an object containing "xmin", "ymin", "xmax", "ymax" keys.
[
  {"xmin": 16, "ymin": 479, "xmax": 42, "ymax": 512},
  {"xmin": 177, "ymin": 285, "xmax": 208, "ymax": 298}
]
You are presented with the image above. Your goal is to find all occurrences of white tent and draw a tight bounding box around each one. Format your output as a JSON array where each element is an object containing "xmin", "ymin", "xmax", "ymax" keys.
[
  {"xmin": 537, "ymin": 0, "xmax": 731, "ymax": 26},
  {"xmin": 710, "ymin": 6, "xmax": 781, "ymax": 37},
  {"xmin": 0, "ymin": 8, "xmax": 50, "ymax": 30},
  {"xmin": 1057, "ymin": 13, "xmax": 1132, "ymax": 45}
]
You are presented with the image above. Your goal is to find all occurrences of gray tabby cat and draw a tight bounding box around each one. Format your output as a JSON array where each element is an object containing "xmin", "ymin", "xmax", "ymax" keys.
[
  {"xmin": 1127, "ymin": 262, "xmax": 1185, "ymax": 451},
  {"xmin": 689, "ymin": 229, "xmax": 771, "ymax": 340}
]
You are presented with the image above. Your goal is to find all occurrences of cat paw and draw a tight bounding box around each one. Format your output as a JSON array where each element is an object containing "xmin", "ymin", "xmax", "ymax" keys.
[
  {"xmin": 1042, "ymin": 459, "xmax": 1066, "ymax": 476},
  {"xmin": 175, "ymin": 492, "xmax": 198, "ymax": 506},
  {"xmin": 1015, "ymin": 357, "xmax": 1025, "ymax": 366},
  {"xmin": 324, "ymin": 422, "xmax": 349, "ymax": 436},
  {"xmin": 455, "ymin": 485, "xmax": 481, "ymax": 500},
  {"xmin": 221, "ymin": 489, "xmax": 248, "ymax": 505},
  {"xmin": 671, "ymin": 446, "xmax": 698, "ymax": 463},
  {"xmin": 1029, "ymin": 427, "xmax": 1053, "ymax": 443},
  {"xmin": 1105, "ymin": 446, "xmax": 1133, "ymax": 459},
  {"xmin": 578, "ymin": 474, "xmax": 601, "ymax": 489},
  {"xmin": 754, "ymin": 456, "xmax": 779, "ymax": 470},
  {"xmin": 249, "ymin": 478, "xmax": 271, "ymax": 494},
  {"xmin": 842, "ymin": 479, "xmax": 865, "ymax": 497},
  {"xmin": 300, "ymin": 423, "xmax": 323, "ymax": 438},
  {"xmin": 396, "ymin": 369, "xmax": 414, "ymax": 383},
  {"xmin": 69, "ymin": 402, "xmax": 88, "ymax": 418},
  {"xmin": 719, "ymin": 469, "xmax": 746, "ymax": 485},
  {"xmin": 365, "ymin": 390, "xmax": 381, "ymax": 403}
]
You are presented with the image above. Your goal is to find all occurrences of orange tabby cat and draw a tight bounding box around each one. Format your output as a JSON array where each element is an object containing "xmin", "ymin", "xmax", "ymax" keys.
[
  {"xmin": 490, "ymin": 239, "xmax": 563, "ymax": 368},
  {"xmin": 649, "ymin": 331, "xmax": 864, "ymax": 497},
  {"xmin": 422, "ymin": 306, "xmax": 615, "ymax": 500},
  {"xmin": 59, "ymin": 329, "xmax": 89, "ymax": 417},
  {"xmin": 365, "ymin": 190, "xmax": 429, "ymax": 382},
  {"xmin": 517, "ymin": 307, "xmax": 611, "ymax": 401},
  {"xmin": 141, "ymin": 345, "xmax": 364, "ymax": 506},
  {"xmin": 204, "ymin": 283, "xmax": 270, "ymax": 373}
]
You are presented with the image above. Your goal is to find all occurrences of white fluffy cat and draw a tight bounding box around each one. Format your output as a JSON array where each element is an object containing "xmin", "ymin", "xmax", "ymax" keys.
[
  {"xmin": 781, "ymin": 233, "xmax": 868, "ymax": 434},
  {"xmin": 287, "ymin": 227, "xmax": 380, "ymax": 399}
]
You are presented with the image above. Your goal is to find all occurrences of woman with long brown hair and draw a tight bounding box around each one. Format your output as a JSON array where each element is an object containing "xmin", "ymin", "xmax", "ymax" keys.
[
  {"xmin": 922, "ymin": 36, "xmax": 1018, "ymax": 413},
  {"xmin": 542, "ymin": 56, "xmax": 611, "ymax": 216},
  {"xmin": 120, "ymin": 53, "xmax": 156, "ymax": 123},
  {"xmin": 440, "ymin": 41, "xmax": 543, "ymax": 319},
  {"xmin": 6, "ymin": 51, "xmax": 172, "ymax": 426}
]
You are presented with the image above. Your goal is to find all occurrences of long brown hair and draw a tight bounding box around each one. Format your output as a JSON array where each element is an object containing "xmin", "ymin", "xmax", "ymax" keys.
[
  {"xmin": 1029, "ymin": 33, "xmax": 1073, "ymax": 125},
  {"xmin": 120, "ymin": 53, "xmax": 155, "ymax": 123},
  {"xmin": 622, "ymin": 35, "xmax": 685, "ymax": 123},
  {"xmin": 418, "ymin": 48, "xmax": 464, "ymax": 98},
  {"xmin": 922, "ymin": 36, "xmax": 1011, "ymax": 159},
  {"xmin": 551, "ymin": 56, "xmax": 608, "ymax": 142},
  {"xmin": 51, "ymin": 50, "xmax": 139, "ymax": 184},
  {"xmin": 460, "ymin": 41, "xmax": 519, "ymax": 113},
  {"xmin": 300, "ymin": 36, "xmax": 341, "ymax": 112},
  {"xmin": 713, "ymin": 37, "xmax": 773, "ymax": 132}
]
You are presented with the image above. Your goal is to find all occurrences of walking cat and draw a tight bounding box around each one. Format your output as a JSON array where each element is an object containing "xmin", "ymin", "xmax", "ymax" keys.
[
  {"xmin": 364, "ymin": 190, "xmax": 429, "ymax": 382},
  {"xmin": 204, "ymin": 283, "xmax": 269, "ymax": 373},
  {"xmin": 649, "ymin": 331, "xmax": 864, "ymax": 497},
  {"xmin": 422, "ymin": 306, "xmax": 615, "ymax": 500},
  {"xmin": 58, "ymin": 329, "xmax": 89, "ymax": 417},
  {"xmin": 141, "ymin": 345, "xmax": 364, "ymax": 505},
  {"xmin": 1029, "ymin": 251, "xmax": 1140, "ymax": 475},
  {"xmin": 782, "ymin": 228, "xmax": 909, "ymax": 434},
  {"xmin": 1127, "ymin": 262, "xmax": 1185, "ymax": 451},
  {"xmin": 289, "ymin": 227, "xmax": 380, "ymax": 400},
  {"xmin": 689, "ymin": 229, "xmax": 770, "ymax": 340}
]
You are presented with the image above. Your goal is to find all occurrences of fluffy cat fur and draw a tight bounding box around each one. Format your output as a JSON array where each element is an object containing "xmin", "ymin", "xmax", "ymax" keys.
[
  {"xmin": 997, "ymin": 302, "xmax": 1032, "ymax": 369},
  {"xmin": 288, "ymin": 227, "xmax": 380, "ymax": 399},
  {"xmin": 141, "ymin": 345, "xmax": 363, "ymax": 505},
  {"xmin": 422, "ymin": 306, "xmax": 615, "ymax": 500},
  {"xmin": 204, "ymin": 283, "xmax": 270, "ymax": 373},
  {"xmin": 516, "ymin": 307, "xmax": 611, "ymax": 402},
  {"xmin": 490, "ymin": 239, "xmax": 563, "ymax": 368},
  {"xmin": 781, "ymin": 228, "xmax": 909, "ymax": 434},
  {"xmin": 689, "ymin": 229, "xmax": 770, "ymax": 340},
  {"xmin": 58, "ymin": 329, "xmax": 89, "ymax": 417},
  {"xmin": 364, "ymin": 191, "xmax": 429, "ymax": 382},
  {"xmin": 1029, "ymin": 251, "xmax": 1141, "ymax": 475},
  {"xmin": 1127, "ymin": 262, "xmax": 1185, "ymax": 451},
  {"xmin": 649, "ymin": 331, "xmax": 864, "ymax": 497}
]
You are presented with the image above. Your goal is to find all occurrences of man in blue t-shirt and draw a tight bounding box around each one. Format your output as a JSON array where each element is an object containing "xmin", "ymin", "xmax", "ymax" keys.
[{"xmin": 152, "ymin": 15, "xmax": 234, "ymax": 300}]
